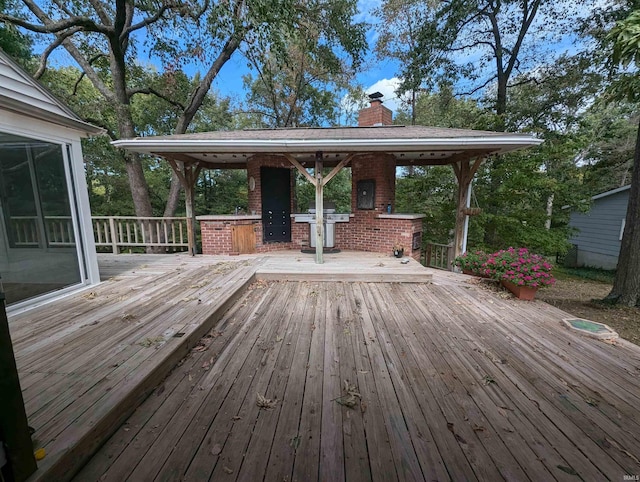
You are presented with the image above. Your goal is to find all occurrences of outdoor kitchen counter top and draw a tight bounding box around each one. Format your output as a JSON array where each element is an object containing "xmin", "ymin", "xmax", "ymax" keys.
[
  {"xmin": 376, "ymin": 213, "xmax": 426, "ymax": 220},
  {"xmin": 197, "ymin": 214, "xmax": 262, "ymax": 221}
]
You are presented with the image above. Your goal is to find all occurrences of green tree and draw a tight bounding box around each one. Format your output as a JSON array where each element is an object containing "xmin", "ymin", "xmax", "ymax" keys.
[
  {"xmin": 0, "ymin": 0, "xmax": 366, "ymax": 221},
  {"xmin": 376, "ymin": 0, "xmax": 575, "ymax": 130},
  {"xmin": 0, "ymin": 0, "xmax": 31, "ymax": 61},
  {"xmin": 603, "ymin": 9, "xmax": 640, "ymax": 306}
]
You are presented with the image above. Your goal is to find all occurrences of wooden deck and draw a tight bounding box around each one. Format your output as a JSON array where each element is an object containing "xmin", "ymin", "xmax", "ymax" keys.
[
  {"xmin": 9, "ymin": 254, "xmax": 262, "ymax": 481},
  {"xmin": 74, "ymin": 278, "xmax": 640, "ymax": 481}
]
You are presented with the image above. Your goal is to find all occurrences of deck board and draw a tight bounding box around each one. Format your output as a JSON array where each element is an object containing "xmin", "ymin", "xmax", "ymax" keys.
[
  {"xmin": 76, "ymin": 279, "xmax": 640, "ymax": 481},
  {"xmin": 9, "ymin": 254, "xmax": 262, "ymax": 482}
]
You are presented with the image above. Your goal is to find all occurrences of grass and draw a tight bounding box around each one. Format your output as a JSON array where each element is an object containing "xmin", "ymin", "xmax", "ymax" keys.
[{"xmin": 553, "ymin": 266, "xmax": 615, "ymax": 284}]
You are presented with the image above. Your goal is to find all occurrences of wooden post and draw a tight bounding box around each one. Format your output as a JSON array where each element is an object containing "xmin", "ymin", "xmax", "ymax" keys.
[
  {"xmin": 0, "ymin": 291, "xmax": 37, "ymax": 481},
  {"xmin": 108, "ymin": 217, "xmax": 119, "ymax": 254},
  {"xmin": 168, "ymin": 159, "xmax": 201, "ymax": 257},
  {"xmin": 452, "ymin": 157, "xmax": 484, "ymax": 268},
  {"xmin": 315, "ymin": 151, "xmax": 324, "ymax": 264}
]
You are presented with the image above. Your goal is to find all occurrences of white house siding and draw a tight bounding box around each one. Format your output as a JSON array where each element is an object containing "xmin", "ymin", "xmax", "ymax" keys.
[
  {"xmin": 0, "ymin": 50, "xmax": 100, "ymax": 311},
  {"xmin": 568, "ymin": 188, "xmax": 629, "ymax": 270},
  {"xmin": 0, "ymin": 53, "xmax": 78, "ymax": 122}
]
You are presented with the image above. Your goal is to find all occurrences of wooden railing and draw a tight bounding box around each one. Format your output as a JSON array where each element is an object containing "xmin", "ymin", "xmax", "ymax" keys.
[
  {"xmin": 425, "ymin": 243, "xmax": 454, "ymax": 270},
  {"xmin": 9, "ymin": 216, "xmax": 75, "ymax": 247},
  {"xmin": 92, "ymin": 216, "xmax": 189, "ymax": 253}
]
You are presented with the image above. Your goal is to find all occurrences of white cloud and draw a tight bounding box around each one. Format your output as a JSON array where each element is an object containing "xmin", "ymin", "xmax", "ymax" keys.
[
  {"xmin": 339, "ymin": 77, "xmax": 410, "ymax": 125},
  {"xmin": 365, "ymin": 77, "xmax": 408, "ymax": 113}
]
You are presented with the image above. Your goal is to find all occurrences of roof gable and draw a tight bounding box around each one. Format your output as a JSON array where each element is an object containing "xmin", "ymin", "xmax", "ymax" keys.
[{"xmin": 0, "ymin": 49, "xmax": 102, "ymax": 135}]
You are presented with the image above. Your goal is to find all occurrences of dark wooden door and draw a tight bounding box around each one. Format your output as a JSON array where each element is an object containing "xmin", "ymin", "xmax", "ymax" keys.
[{"xmin": 261, "ymin": 167, "xmax": 291, "ymax": 243}]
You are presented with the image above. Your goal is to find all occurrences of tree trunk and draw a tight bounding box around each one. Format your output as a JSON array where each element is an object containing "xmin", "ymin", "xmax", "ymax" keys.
[
  {"xmin": 163, "ymin": 171, "xmax": 182, "ymax": 217},
  {"xmin": 545, "ymin": 193, "xmax": 554, "ymax": 230},
  {"xmin": 163, "ymin": 36, "xmax": 242, "ymax": 217},
  {"xmin": 606, "ymin": 118, "xmax": 640, "ymax": 306}
]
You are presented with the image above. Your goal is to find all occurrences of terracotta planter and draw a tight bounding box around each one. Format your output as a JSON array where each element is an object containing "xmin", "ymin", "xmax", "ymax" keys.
[{"xmin": 501, "ymin": 280, "xmax": 538, "ymax": 301}]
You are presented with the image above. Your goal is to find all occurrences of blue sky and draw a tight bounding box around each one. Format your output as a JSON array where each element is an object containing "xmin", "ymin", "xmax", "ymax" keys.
[{"xmin": 39, "ymin": 0, "xmax": 599, "ymax": 122}]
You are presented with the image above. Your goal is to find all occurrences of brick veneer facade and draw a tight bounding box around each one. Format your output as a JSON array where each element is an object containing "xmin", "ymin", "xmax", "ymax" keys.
[{"xmin": 200, "ymin": 97, "xmax": 425, "ymax": 261}]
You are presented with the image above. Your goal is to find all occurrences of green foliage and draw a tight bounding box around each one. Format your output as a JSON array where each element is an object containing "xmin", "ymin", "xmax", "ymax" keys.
[
  {"xmin": 195, "ymin": 170, "xmax": 248, "ymax": 215},
  {"xmin": 394, "ymin": 85, "xmax": 497, "ymax": 129},
  {"xmin": 554, "ymin": 266, "xmax": 616, "ymax": 284},
  {"xmin": 579, "ymin": 100, "xmax": 637, "ymax": 195},
  {"xmin": 0, "ymin": 0, "xmax": 31, "ymax": 62},
  {"xmin": 295, "ymin": 169, "xmax": 351, "ymax": 213},
  {"xmin": 396, "ymin": 165, "xmax": 456, "ymax": 244},
  {"xmin": 453, "ymin": 250, "xmax": 489, "ymax": 273},
  {"xmin": 376, "ymin": 0, "xmax": 575, "ymax": 121}
]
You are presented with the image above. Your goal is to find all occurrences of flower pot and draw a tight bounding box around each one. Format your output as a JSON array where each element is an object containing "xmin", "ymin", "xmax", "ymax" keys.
[
  {"xmin": 501, "ymin": 280, "xmax": 538, "ymax": 301},
  {"xmin": 393, "ymin": 248, "xmax": 404, "ymax": 258}
]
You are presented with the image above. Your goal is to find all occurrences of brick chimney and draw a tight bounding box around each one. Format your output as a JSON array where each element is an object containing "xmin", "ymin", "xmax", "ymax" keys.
[{"xmin": 358, "ymin": 92, "xmax": 393, "ymax": 126}]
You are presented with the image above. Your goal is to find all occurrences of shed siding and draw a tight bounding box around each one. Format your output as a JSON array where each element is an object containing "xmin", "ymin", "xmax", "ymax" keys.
[{"xmin": 569, "ymin": 190, "xmax": 628, "ymax": 262}]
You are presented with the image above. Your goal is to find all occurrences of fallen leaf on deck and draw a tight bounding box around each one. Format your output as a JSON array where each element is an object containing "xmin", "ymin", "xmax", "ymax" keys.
[
  {"xmin": 335, "ymin": 380, "xmax": 361, "ymax": 409},
  {"xmin": 605, "ymin": 437, "xmax": 640, "ymax": 464},
  {"xmin": 256, "ymin": 393, "xmax": 278, "ymax": 409},
  {"xmin": 290, "ymin": 435, "xmax": 301, "ymax": 450},
  {"xmin": 556, "ymin": 465, "xmax": 578, "ymax": 475},
  {"xmin": 223, "ymin": 466, "xmax": 234, "ymax": 474},
  {"xmin": 482, "ymin": 375, "xmax": 496, "ymax": 385},
  {"xmin": 210, "ymin": 444, "xmax": 222, "ymax": 456},
  {"xmin": 472, "ymin": 424, "xmax": 486, "ymax": 432}
]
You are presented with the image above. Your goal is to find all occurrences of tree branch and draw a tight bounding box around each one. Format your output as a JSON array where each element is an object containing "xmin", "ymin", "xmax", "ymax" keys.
[
  {"xmin": 457, "ymin": 74, "xmax": 497, "ymax": 96},
  {"xmin": 123, "ymin": 3, "xmax": 173, "ymax": 37},
  {"xmin": 127, "ymin": 87, "xmax": 186, "ymax": 110},
  {"xmin": 34, "ymin": 26, "xmax": 82, "ymax": 78},
  {"xmin": 87, "ymin": 0, "xmax": 113, "ymax": 27},
  {"xmin": 0, "ymin": 6, "xmax": 109, "ymax": 34},
  {"xmin": 72, "ymin": 71, "xmax": 87, "ymax": 95}
]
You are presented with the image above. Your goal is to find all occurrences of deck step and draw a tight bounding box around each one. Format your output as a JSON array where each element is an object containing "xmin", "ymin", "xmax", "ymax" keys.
[
  {"xmin": 22, "ymin": 262, "xmax": 260, "ymax": 482},
  {"xmin": 256, "ymin": 270, "xmax": 432, "ymax": 283}
]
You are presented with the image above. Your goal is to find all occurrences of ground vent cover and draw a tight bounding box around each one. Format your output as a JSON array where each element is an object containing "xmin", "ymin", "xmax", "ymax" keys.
[{"xmin": 562, "ymin": 318, "xmax": 618, "ymax": 340}]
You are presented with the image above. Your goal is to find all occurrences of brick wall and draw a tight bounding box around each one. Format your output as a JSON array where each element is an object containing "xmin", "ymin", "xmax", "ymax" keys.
[
  {"xmin": 358, "ymin": 99, "xmax": 393, "ymax": 126},
  {"xmin": 351, "ymin": 153, "xmax": 396, "ymax": 214},
  {"xmin": 201, "ymin": 218, "xmax": 309, "ymax": 255},
  {"xmin": 334, "ymin": 216, "xmax": 423, "ymax": 261}
]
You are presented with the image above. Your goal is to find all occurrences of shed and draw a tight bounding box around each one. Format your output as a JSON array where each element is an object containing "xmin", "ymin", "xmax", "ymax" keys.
[
  {"xmin": 114, "ymin": 96, "xmax": 542, "ymax": 265},
  {"xmin": 568, "ymin": 185, "xmax": 630, "ymax": 270},
  {"xmin": 0, "ymin": 49, "xmax": 102, "ymax": 309}
]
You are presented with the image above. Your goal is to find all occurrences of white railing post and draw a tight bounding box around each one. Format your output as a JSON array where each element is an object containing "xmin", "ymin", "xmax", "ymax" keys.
[
  {"xmin": 91, "ymin": 216, "xmax": 190, "ymax": 253},
  {"xmin": 108, "ymin": 217, "xmax": 119, "ymax": 254}
]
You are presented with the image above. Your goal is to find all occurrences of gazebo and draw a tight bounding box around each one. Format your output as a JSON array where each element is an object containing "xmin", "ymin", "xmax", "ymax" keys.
[{"xmin": 113, "ymin": 96, "xmax": 542, "ymax": 264}]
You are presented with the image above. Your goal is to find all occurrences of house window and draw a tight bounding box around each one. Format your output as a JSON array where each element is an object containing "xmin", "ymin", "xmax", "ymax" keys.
[{"xmin": 0, "ymin": 132, "xmax": 81, "ymax": 305}]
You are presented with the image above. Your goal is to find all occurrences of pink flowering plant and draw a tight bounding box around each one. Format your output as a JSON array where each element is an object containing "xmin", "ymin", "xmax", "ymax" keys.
[
  {"xmin": 487, "ymin": 247, "xmax": 555, "ymax": 288},
  {"xmin": 453, "ymin": 250, "xmax": 489, "ymax": 273}
]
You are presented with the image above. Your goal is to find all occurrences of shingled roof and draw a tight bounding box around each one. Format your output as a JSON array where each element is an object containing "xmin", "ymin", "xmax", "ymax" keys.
[{"xmin": 113, "ymin": 124, "xmax": 542, "ymax": 168}]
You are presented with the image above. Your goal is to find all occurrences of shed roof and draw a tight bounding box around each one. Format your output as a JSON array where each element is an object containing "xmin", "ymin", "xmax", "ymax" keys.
[
  {"xmin": 0, "ymin": 49, "xmax": 102, "ymax": 136},
  {"xmin": 113, "ymin": 125, "xmax": 542, "ymax": 168},
  {"xmin": 591, "ymin": 184, "xmax": 631, "ymax": 201}
]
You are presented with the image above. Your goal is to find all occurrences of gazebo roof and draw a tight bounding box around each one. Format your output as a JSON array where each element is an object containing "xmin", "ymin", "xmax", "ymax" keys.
[{"xmin": 112, "ymin": 125, "xmax": 542, "ymax": 168}]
